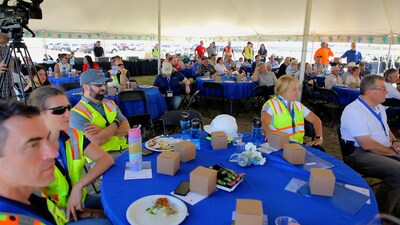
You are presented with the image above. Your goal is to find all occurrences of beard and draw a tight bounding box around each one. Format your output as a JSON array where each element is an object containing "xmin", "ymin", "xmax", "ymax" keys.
[{"xmin": 89, "ymin": 86, "xmax": 105, "ymax": 100}]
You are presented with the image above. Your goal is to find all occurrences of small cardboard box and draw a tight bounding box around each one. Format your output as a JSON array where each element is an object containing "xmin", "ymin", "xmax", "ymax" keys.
[
  {"xmin": 108, "ymin": 87, "xmax": 117, "ymax": 96},
  {"xmin": 283, "ymin": 143, "xmax": 306, "ymax": 165},
  {"xmin": 174, "ymin": 141, "xmax": 196, "ymax": 163},
  {"xmin": 214, "ymin": 75, "xmax": 221, "ymax": 82},
  {"xmin": 211, "ymin": 131, "xmax": 228, "ymax": 150},
  {"xmin": 269, "ymin": 132, "xmax": 289, "ymax": 149},
  {"xmin": 235, "ymin": 199, "xmax": 263, "ymax": 225},
  {"xmin": 190, "ymin": 166, "xmax": 217, "ymax": 196},
  {"xmin": 309, "ymin": 168, "xmax": 336, "ymax": 197},
  {"xmin": 237, "ymin": 75, "xmax": 243, "ymax": 82},
  {"xmin": 157, "ymin": 151, "xmax": 180, "ymax": 176}
]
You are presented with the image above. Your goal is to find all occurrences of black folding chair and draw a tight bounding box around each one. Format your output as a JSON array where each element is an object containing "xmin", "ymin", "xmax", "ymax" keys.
[
  {"xmin": 318, "ymin": 88, "xmax": 342, "ymax": 127},
  {"xmin": 118, "ymin": 90, "xmax": 155, "ymax": 138},
  {"xmin": 249, "ymin": 85, "xmax": 275, "ymax": 112},
  {"xmin": 162, "ymin": 110, "xmax": 203, "ymax": 135},
  {"xmin": 202, "ymin": 82, "xmax": 225, "ymax": 113},
  {"xmin": 337, "ymin": 126, "xmax": 382, "ymax": 187}
]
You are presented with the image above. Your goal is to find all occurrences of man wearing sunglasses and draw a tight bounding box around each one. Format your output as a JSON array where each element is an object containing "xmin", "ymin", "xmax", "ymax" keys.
[
  {"xmin": 105, "ymin": 55, "xmax": 129, "ymax": 85},
  {"xmin": 70, "ymin": 69, "xmax": 129, "ymax": 155}
]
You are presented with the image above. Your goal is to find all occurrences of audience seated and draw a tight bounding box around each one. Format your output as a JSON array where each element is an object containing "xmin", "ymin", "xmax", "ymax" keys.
[{"xmin": 324, "ymin": 65, "xmax": 343, "ymax": 89}]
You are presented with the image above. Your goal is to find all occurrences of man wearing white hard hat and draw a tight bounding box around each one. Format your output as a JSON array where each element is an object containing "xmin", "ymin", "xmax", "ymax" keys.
[{"xmin": 204, "ymin": 114, "xmax": 238, "ymax": 140}]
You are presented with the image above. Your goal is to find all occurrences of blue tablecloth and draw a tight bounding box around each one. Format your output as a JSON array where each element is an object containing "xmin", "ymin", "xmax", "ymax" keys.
[
  {"xmin": 196, "ymin": 76, "xmax": 257, "ymax": 100},
  {"xmin": 66, "ymin": 87, "xmax": 167, "ymax": 120},
  {"xmin": 49, "ymin": 76, "xmax": 80, "ymax": 87},
  {"xmin": 332, "ymin": 85, "xmax": 360, "ymax": 106},
  {"xmin": 101, "ymin": 133, "xmax": 378, "ymax": 225}
]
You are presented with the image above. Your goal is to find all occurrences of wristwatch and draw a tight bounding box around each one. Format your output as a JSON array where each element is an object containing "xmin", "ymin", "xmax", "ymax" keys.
[
  {"xmin": 315, "ymin": 136, "xmax": 323, "ymax": 141},
  {"xmin": 113, "ymin": 119, "xmax": 121, "ymax": 128}
]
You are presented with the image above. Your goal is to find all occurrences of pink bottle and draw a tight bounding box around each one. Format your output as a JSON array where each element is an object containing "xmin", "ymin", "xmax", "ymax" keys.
[{"xmin": 128, "ymin": 125, "xmax": 142, "ymax": 171}]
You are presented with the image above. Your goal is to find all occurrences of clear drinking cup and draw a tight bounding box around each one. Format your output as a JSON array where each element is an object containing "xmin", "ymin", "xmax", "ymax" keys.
[{"xmin": 232, "ymin": 133, "xmax": 243, "ymax": 146}]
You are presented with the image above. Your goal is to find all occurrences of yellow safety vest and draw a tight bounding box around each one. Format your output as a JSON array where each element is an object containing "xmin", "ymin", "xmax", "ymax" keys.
[
  {"xmin": 152, "ymin": 47, "xmax": 159, "ymax": 57},
  {"xmin": 107, "ymin": 68, "xmax": 128, "ymax": 84},
  {"xmin": 72, "ymin": 99, "xmax": 128, "ymax": 153},
  {"xmin": 243, "ymin": 47, "xmax": 253, "ymax": 59},
  {"xmin": 44, "ymin": 128, "xmax": 87, "ymax": 209},
  {"xmin": 264, "ymin": 97, "xmax": 305, "ymax": 143},
  {"xmin": 0, "ymin": 193, "xmax": 67, "ymax": 225}
]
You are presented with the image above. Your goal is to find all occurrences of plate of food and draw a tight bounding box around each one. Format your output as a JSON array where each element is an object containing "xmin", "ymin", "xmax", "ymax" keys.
[
  {"xmin": 126, "ymin": 195, "xmax": 188, "ymax": 225},
  {"xmin": 139, "ymin": 85, "xmax": 154, "ymax": 89},
  {"xmin": 145, "ymin": 136, "xmax": 181, "ymax": 152},
  {"xmin": 209, "ymin": 165, "xmax": 245, "ymax": 192}
]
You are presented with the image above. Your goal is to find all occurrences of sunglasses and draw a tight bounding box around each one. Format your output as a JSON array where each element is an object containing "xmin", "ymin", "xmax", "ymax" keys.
[
  {"xmin": 90, "ymin": 82, "xmax": 106, "ymax": 87},
  {"xmin": 46, "ymin": 105, "xmax": 71, "ymax": 115},
  {"xmin": 117, "ymin": 63, "xmax": 124, "ymax": 67}
]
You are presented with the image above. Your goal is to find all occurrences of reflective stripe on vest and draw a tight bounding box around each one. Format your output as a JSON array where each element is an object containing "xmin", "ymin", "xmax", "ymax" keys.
[
  {"xmin": 72, "ymin": 99, "xmax": 128, "ymax": 152},
  {"xmin": 45, "ymin": 128, "xmax": 87, "ymax": 208},
  {"xmin": 267, "ymin": 98, "xmax": 305, "ymax": 143}
]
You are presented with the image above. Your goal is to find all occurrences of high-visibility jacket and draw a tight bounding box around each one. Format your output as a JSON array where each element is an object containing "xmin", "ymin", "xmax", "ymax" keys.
[
  {"xmin": 0, "ymin": 193, "xmax": 67, "ymax": 225},
  {"xmin": 152, "ymin": 47, "xmax": 159, "ymax": 57},
  {"xmin": 44, "ymin": 128, "xmax": 87, "ymax": 208},
  {"xmin": 243, "ymin": 47, "xmax": 253, "ymax": 59},
  {"xmin": 264, "ymin": 97, "xmax": 305, "ymax": 143},
  {"xmin": 107, "ymin": 68, "xmax": 128, "ymax": 84},
  {"xmin": 72, "ymin": 99, "xmax": 128, "ymax": 152}
]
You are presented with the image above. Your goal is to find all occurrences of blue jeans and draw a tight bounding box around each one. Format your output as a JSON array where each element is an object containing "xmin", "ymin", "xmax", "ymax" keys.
[{"xmin": 166, "ymin": 95, "xmax": 183, "ymax": 110}]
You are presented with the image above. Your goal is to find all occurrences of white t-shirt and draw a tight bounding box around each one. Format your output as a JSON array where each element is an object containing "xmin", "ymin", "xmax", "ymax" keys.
[
  {"xmin": 214, "ymin": 63, "xmax": 228, "ymax": 74},
  {"xmin": 341, "ymin": 97, "xmax": 391, "ymax": 147},
  {"xmin": 385, "ymin": 82, "xmax": 400, "ymax": 100}
]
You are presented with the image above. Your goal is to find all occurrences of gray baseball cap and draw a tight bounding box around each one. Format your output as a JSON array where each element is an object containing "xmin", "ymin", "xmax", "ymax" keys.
[{"xmin": 80, "ymin": 69, "xmax": 112, "ymax": 86}]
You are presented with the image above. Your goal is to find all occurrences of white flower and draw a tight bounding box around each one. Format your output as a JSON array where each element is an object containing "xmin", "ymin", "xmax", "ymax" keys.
[{"xmin": 245, "ymin": 142, "xmax": 257, "ymax": 152}]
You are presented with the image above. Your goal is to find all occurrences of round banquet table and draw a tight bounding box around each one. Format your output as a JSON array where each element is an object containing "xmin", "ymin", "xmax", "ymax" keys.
[
  {"xmin": 331, "ymin": 85, "xmax": 360, "ymax": 106},
  {"xmin": 66, "ymin": 87, "xmax": 167, "ymax": 120},
  {"xmin": 195, "ymin": 75, "xmax": 257, "ymax": 100},
  {"xmin": 101, "ymin": 133, "xmax": 378, "ymax": 225},
  {"xmin": 49, "ymin": 76, "xmax": 80, "ymax": 87}
]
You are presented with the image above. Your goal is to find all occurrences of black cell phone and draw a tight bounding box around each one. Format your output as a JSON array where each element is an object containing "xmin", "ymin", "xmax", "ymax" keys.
[
  {"xmin": 174, "ymin": 181, "xmax": 190, "ymax": 196},
  {"xmin": 142, "ymin": 148, "xmax": 153, "ymax": 156}
]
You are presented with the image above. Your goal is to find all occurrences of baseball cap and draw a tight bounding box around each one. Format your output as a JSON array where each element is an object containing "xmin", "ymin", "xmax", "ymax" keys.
[
  {"xmin": 161, "ymin": 62, "xmax": 173, "ymax": 74},
  {"xmin": 201, "ymin": 56, "xmax": 208, "ymax": 60},
  {"xmin": 80, "ymin": 69, "xmax": 112, "ymax": 86}
]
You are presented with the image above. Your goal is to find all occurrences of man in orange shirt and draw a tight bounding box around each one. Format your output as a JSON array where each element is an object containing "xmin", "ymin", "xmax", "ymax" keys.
[{"xmin": 314, "ymin": 42, "xmax": 333, "ymax": 65}]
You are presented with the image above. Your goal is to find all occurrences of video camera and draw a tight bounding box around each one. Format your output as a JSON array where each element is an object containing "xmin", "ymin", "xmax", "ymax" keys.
[{"xmin": 0, "ymin": 0, "xmax": 43, "ymax": 38}]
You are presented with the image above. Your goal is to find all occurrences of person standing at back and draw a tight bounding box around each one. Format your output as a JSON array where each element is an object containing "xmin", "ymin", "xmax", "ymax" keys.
[
  {"xmin": 194, "ymin": 40, "xmax": 206, "ymax": 58},
  {"xmin": 341, "ymin": 43, "xmax": 363, "ymax": 64},
  {"xmin": 94, "ymin": 41, "xmax": 104, "ymax": 57}
]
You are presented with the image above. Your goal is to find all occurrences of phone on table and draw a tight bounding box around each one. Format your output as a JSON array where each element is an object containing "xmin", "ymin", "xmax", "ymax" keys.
[{"xmin": 174, "ymin": 181, "xmax": 190, "ymax": 196}]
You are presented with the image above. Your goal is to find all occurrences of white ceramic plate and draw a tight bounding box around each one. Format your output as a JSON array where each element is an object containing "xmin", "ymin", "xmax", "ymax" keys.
[
  {"xmin": 200, "ymin": 77, "xmax": 212, "ymax": 80},
  {"xmin": 223, "ymin": 80, "xmax": 235, "ymax": 83},
  {"xmin": 139, "ymin": 85, "xmax": 154, "ymax": 88},
  {"xmin": 145, "ymin": 136, "xmax": 180, "ymax": 152},
  {"xmin": 126, "ymin": 195, "xmax": 188, "ymax": 225}
]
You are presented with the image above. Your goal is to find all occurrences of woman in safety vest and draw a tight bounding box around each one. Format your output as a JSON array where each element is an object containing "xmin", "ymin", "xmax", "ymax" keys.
[
  {"xmin": 261, "ymin": 75, "xmax": 323, "ymax": 147},
  {"xmin": 28, "ymin": 86, "xmax": 114, "ymax": 224}
]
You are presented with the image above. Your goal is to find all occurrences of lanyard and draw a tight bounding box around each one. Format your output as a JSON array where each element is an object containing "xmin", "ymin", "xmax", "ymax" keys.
[
  {"xmin": 357, "ymin": 97, "xmax": 388, "ymax": 137},
  {"xmin": 167, "ymin": 77, "xmax": 171, "ymax": 91},
  {"xmin": 57, "ymin": 138, "xmax": 70, "ymax": 178},
  {"xmin": 277, "ymin": 96, "xmax": 296, "ymax": 133}
]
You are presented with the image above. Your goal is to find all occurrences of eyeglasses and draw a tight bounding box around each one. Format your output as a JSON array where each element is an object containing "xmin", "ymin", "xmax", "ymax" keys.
[
  {"xmin": 117, "ymin": 63, "xmax": 124, "ymax": 67},
  {"xmin": 371, "ymin": 87, "xmax": 387, "ymax": 91},
  {"xmin": 46, "ymin": 105, "xmax": 71, "ymax": 115},
  {"xmin": 90, "ymin": 82, "xmax": 106, "ymax": 87}
]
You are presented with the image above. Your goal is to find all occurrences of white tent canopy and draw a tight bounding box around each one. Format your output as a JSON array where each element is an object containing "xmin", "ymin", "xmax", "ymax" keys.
[{"xmin": 27, "ymin": 0, "xmax": 400, "ymax": 43}]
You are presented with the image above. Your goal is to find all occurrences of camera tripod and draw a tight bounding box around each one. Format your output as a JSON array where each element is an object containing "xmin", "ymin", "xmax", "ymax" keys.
[{"xmin": 0, "ymin": 35, "xmax": 39, "ymax": 103}]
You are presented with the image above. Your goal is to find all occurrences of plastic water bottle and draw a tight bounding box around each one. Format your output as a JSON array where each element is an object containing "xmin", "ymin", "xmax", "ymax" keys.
[
  {"xmin": 190, "ymin": 118, "xmax": 201, "ymax": 150},
  {"xmin": 252, "ymin": 118, "xmax": 262, "ymax": 146},
  {"xmin": 180, "ymin": 112, "xmax": 190, "ymax": 140},
  {"xmin": 128, "ymin": 125, "xmax": 142, "ymax": 171},
  {"xmin": 48, "ymin": 67, "xmax": 53, "ymax": 76}
]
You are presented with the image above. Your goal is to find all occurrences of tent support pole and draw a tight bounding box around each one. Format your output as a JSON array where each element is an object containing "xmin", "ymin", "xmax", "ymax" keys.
[
  {"xmin": 157, "ymin": 0, "xmax": 161, "ymax": 75},
  {"xmin": 386, "ymin": 34, "xmax": 393, "ymax": 70},
  {"xmin": 298, "ymin": 0, "xmax": 312, "ymax": 101}
]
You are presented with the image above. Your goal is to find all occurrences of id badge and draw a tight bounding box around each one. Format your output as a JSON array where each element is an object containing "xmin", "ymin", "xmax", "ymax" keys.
[{"xmin": 166, "ymin": 91, "xmax": 173, "ymax": 98}]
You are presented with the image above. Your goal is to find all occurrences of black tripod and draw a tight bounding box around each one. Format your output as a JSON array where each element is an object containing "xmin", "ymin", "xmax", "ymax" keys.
[{"xmin": 0, "ymin": 29, "xmax": 39, "ymax": 103}]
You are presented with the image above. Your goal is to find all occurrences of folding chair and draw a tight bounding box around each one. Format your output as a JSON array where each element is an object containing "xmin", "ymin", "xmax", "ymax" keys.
[
  {"xmin": 337, "ymin": 126, "xmax": 382, "ymax": 187},
  {"xmin": 202, "ymin": 82, "xmax": 225, "ymax": 113},
  {"xmin": 249, "ymin": 85, "xmax": 275, "ymax": 112},
  {"xmin": 318, "ymin": 88, "xmax": 342, "ymax": 127},
  {"xmin": 118, "ymin": 90, "xmax": 155, "ymax": 138},
  {"xmin": 162, "ymin": 110, "xmax": 203, "ymax": 135}
]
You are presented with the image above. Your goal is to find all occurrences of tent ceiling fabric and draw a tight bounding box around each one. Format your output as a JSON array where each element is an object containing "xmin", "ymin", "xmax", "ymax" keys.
[{"xmin": 28, "ymin": 0, "xmax": 400, "ymax": 38}]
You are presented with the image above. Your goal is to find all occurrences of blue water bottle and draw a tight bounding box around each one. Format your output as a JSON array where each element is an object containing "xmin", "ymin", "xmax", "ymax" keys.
[
  {"xmin": 180, "ymin": 112, "xmax": 190, "ymax": 140},
  {"xmin": 190, "ymin": 118, "xmax": 201, "ymax": 150},
  {"xmin": 252, "ymin": 118, "xmax": 262, "ymax": 146}
]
